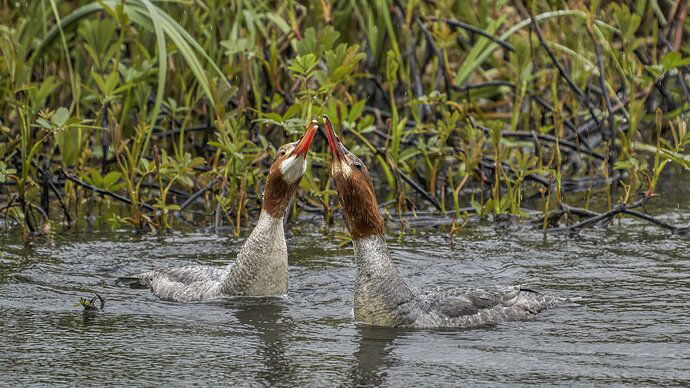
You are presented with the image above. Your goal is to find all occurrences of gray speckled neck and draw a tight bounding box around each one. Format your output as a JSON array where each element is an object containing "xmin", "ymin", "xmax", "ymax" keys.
[
  {"xmin": 352, "ymin": 235, "xmax": 419, "ymax": 326},
  {"xmin": 221, "ymin": 210, "xmax": 288, "ymax": 296}
]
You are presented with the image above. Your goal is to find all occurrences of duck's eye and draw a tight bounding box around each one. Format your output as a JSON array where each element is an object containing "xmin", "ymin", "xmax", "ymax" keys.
[
  {"xmin": 279, "ymin": 149, "xmax": 287, "ymax": 156},
  {"xmin": 353, "ymin": 161, "xmax": 363, "ymax": 170}
]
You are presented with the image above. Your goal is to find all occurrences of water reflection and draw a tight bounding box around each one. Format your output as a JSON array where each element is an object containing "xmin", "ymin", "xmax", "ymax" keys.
[
  {"xmin": 349, "ymin": 326, "xmax": 402, "ymax": 386},
  {"xmin": 229, "ymin": 298, "xmax": 296, "ymax": 385}
]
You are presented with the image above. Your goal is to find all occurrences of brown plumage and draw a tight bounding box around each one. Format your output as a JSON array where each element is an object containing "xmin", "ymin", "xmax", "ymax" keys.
[
  {"xmin": 263, "ymin": 152, "xmax": 299, "ymax": 218},
  {"xmin": 332, "ymin": 170, "xmax": 385, "ymax": 239},
  {"xmin": 323, "ymin": 118, "xmax": 385, "ymax": 239}
]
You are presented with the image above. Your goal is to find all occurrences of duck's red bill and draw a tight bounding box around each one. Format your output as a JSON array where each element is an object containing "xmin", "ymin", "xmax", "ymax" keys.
[
  {"xmin": 292, "ymin": 120, "xmax": 319, "ymax": 158},
  {"xmin": 323, "ymin": 114, "xmax": 344, "ymax": 160}
]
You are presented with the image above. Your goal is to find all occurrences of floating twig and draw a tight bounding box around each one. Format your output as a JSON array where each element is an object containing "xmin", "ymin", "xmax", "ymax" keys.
[
  {"xmin": 553, "ymin": 196, "xmax": 690, "ymax": 235},
  {"xmin": 76, "ymin": 293, "xmax": 105, "ymax": 312}
]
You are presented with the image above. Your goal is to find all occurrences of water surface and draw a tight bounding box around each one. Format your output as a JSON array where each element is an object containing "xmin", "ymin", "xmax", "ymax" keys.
[{"xmin": 1, "ymin": 187, "xmax": 689, "ymax": 386}]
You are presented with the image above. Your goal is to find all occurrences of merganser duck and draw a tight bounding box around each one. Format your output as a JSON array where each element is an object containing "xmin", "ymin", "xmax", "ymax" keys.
[
  {"xmin": 132, "ymin": 120, "xmax": 319, "ymax": 302},
  {"xmin": 322, "ymin": 115, "xmax": 562, "ymax": 328}
]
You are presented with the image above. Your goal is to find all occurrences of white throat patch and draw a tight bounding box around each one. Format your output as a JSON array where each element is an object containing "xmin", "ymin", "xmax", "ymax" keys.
[
  {"xmin": 279, "ymin": 155, "xmax": 306, "ymax": 184},
  {"xmin": 340, "ymin": 161, "xmax": 352, "ymax": 176}
]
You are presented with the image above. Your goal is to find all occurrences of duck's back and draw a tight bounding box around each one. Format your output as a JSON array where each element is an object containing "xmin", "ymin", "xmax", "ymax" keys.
[
  {"xmin": 417, "ymin": 285, "xmax": 562, "ymax": 328},
  {"xmin": 138, "ymin": 265, "xmax": 228, "ymax": 302}
]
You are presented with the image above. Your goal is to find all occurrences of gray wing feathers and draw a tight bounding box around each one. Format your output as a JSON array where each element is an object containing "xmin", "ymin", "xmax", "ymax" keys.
[
  {"xmin": 137, "ymin": 265, "xmax": 228, "ymax": 302},
  {"xmin": 428, "ymin": 285, "xmax": 555, "ymax": 321}
]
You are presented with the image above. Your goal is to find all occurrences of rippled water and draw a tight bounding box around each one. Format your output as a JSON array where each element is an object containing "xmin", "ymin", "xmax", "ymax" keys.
[{"xmin": 1, "ymin": 187, "xmax": 689, "ymax": 385}]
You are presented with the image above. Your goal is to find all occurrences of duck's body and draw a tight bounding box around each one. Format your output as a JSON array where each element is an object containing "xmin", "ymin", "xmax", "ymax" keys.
[
  {"xmin": 131, "ymin": 121, "xmax": 318, "ymax": 302},
  {"xmin": 137, "ymin": 211, "xmax": 288, "ymax": 301},
  {"xmin": 322, "ymin": 115, "xmax": 563, "ymax": 328},
  {"xmin": 352, "ymin": 234, "xmax": 560, "ymax": 328}
]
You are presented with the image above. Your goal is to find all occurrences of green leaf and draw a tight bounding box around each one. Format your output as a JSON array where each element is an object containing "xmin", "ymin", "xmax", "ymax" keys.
[
  {"xmin": 36, "ymin": 118, "xmax": 52, "ymax": 129},
  {"xmin": 349, "ymin": 100, "xmax": 366, "ymax": 122},
  {"xmin": 296, "ymin": 26, "xmax": 339, "ymax": 56},
  {"xmin": 103, "ymin": 171, "xmax": 123, "ymax": 187},
  {"xmin": 92, "ymin": 71, "xmax": 106, "ymax": 93},
  {"xmin": 661, "ymin": 52, "xmax": 690, "ymax": 72},
  {"xmin": 399, "ymin": 147, "xmax": 420, "ymax": 163},
  {"xmin": 283, "ymin": 103, "xmax": 303, "ymax": 120},
  {"xmin": 265, "ymin": 13, "xmax": 290, "ymax": 34},
  {"xmin": 52, "ymin": 107, "xmax": 70, "ymax": 127},
  {"xmin": 288, "ymin": 53, "xmax": 318, "ymax": 77},
  {"xmin": 610, "ymin": 3, "xmax": 641, "ymax": 42},
  {"xmin": 104, "ymin": 69, "xmax": 120, "ymax": 94}
]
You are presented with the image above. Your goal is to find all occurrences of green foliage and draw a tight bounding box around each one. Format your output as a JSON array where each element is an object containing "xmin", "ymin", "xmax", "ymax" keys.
[{"xmin": 0, "ymin": 0, "xmax": 688, "ymax": 237}]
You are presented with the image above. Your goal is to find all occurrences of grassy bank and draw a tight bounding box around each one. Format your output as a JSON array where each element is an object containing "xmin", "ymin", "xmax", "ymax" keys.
[{"xmin": 1, "ymin": 0, "xmax": 689, "ymax": 238}]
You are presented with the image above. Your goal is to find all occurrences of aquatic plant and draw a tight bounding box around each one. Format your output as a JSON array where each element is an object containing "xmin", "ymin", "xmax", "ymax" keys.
[{"xmin": 0, "ymin": 0, "xmax": 688, "ymax": 239}]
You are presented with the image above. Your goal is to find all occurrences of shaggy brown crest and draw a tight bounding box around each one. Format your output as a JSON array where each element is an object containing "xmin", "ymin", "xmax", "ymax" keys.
[
  {"xmin": 262, "ymin": 121, "xmax": 318, "ymax": 218},
  {"xmin": 323, "ymin": 115, "xmax": 385, "ymax": 239}
]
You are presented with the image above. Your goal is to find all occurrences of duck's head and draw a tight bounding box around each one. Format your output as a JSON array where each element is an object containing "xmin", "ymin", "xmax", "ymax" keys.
[
  {"xmin": 323, "ymin": 115, "xmax": 385, "ymax": 239},
  {"xmin": 263, "ymin": 120, "xmax": 318, "ymax": 218}
]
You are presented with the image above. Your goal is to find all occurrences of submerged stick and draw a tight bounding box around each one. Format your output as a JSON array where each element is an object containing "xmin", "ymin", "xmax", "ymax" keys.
[
  {"xmin": 555, "ymin": 196, "xmax": 690, "ymax": 235},
  {"xmin": 566, "ymin": 197, "xmax": 648, "ymax": 230},
  {"xmin": 622, "ymin": 209, "xmax": 690, "ymax": 235}
]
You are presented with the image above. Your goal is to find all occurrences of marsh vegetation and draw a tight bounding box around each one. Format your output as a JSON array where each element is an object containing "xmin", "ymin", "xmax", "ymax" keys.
[{"xmin": 1, "ymin": 0, "xmax": 689, "ymax": 238}]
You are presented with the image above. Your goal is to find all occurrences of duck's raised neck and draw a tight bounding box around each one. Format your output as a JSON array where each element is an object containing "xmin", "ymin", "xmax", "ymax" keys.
[
  {"xmin": 338, "ymin": 182, "xmax": 385, "ymax": 239},
  {"xmin": 222, "ymin": 209, "xmax": 287, "ymax": 296},
  {"xmin": 351, "ymin": 234, "xmax": 417, "ymax": 326},
  {"xmin": 262, "ymin": 172, "xmax": 297, "ymax": 218}
]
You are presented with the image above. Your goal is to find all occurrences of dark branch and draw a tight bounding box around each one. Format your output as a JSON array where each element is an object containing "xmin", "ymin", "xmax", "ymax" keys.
[
  {"xmin": 427, "ymin": 17, "xmax": 515, "ymax": 52},
  {"xmin": 59, "ymin": 169, "xmax": 156, "ymax": 212}
]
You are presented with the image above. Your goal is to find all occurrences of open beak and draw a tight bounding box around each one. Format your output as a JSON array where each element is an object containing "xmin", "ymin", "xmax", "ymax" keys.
[
  {"xmin": 323, "ymin": 114, "xmax": 345, "ymax": 160},
  {"xmin": 291, "ymin": 120, "xmax": 319, "ymax": 158}
]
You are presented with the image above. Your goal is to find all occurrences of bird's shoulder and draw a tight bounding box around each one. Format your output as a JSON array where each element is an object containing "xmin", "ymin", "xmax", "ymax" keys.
[{"xmin": 422, "ymin": 285, "xmax": 522, "ymax": 318}]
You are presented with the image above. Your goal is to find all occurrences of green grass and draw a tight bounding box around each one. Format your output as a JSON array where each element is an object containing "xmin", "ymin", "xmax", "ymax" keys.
[{"xmin": 0, "ymin": 0, "xmax": 689, "ymax": 238}]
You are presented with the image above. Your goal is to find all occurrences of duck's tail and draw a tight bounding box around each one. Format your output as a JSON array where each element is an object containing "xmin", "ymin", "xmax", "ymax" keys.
[
  {"xmin": 519, "ymin": 286, "xmax": 581, "ymax": 310},
  {"xmin": 116, "ymin": 273, "xmax": 151, "ymax": 289}
]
